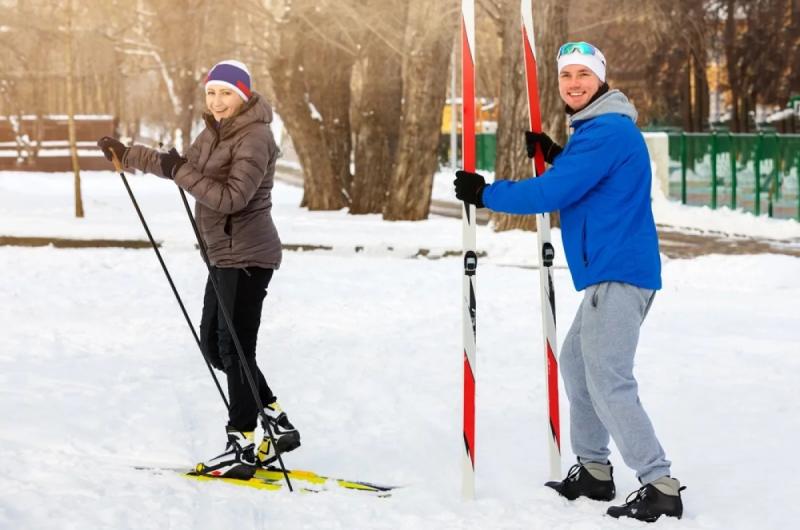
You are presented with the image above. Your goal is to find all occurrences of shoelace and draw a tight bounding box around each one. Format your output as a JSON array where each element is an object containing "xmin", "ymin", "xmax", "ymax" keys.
[
  {"xmin": 621, "ymin": 485, "xmax": 649, "ymax": 506},
  {"xmin": 565, "ymin": 463, "xmax": 582, "ymax": 482}
]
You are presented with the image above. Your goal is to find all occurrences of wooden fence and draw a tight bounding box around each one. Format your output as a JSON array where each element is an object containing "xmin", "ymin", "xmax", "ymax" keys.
[{"xmin": 0, "ymin": 115, "xmax": 115, "ymax": 171}]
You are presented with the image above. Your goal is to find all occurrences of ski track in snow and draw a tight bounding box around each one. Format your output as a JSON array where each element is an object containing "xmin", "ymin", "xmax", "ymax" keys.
[{"xmin": 1, "ymin": 171, "xmax": 799, "ymax": 529}]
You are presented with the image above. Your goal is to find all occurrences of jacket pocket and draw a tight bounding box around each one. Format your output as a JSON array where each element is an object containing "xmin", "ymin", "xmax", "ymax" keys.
[
  {"xmin": 581, "ymin": 218, "xmax": 589, "ymax": 267},
  {"xmin": 591, "ymin": 284, "xmax": 600, "ymax": 308}
]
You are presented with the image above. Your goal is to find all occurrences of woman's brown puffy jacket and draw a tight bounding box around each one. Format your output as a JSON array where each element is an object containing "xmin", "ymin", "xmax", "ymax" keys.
[{"xmin": 124, "ymin": 94, "xmax": 282, "ymax": 269}]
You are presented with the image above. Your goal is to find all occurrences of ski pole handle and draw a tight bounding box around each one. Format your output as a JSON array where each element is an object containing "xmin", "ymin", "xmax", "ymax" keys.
[{"xmin": 111, "ymin": 151, "xmax": 123, "ymax": 173}]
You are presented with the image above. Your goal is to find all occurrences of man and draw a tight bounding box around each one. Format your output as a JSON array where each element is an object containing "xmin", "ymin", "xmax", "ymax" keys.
[{"xmin": 454, "ymin": 42, "xmax": 684, "ymax": 523}]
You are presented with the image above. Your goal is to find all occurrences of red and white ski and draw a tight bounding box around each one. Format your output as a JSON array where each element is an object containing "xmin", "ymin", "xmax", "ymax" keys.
[
  {"xmin": 461, "ymin": 0, "xmax": 478, "ymax": 500},
  {"xmin": 520, "ymin": 0, "xmax": 561, "ymax": 481}
]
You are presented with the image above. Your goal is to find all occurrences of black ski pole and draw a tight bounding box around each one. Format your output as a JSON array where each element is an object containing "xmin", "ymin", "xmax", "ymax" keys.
[
  {"xmin": 177, "ymin": 187, "xmax": 293, "ymax": 492},
  {"xmin": 110, "ymin": 152, "xmax": 230, "ymax": 410}
]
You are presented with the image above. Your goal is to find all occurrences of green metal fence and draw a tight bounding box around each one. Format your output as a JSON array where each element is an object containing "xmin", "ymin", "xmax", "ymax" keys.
[
  {"xmin": 668, "ymin": 132, "xmax": 800, "ymax": 220},
  {"xmin": 438, "ymin": 133, "xmax": 496, "ymax": 171}
]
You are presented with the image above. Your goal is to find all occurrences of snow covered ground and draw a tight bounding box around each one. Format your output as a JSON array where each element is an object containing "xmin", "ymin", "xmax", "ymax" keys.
[{"xmin": 1, "ymin": 171, "xmax": 799, "ymax": 529}]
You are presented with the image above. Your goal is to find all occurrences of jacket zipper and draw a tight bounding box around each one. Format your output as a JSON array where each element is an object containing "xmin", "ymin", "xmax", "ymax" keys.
[{"xmin": 582, "ymin": 218, "xmax": 589, "ymax": 267}]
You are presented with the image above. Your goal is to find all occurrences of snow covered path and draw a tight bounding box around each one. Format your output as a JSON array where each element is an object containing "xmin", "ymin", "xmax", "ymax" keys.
[{"xmin": 1, "ymin": 171, "xmax": 800, "ymax": 529}]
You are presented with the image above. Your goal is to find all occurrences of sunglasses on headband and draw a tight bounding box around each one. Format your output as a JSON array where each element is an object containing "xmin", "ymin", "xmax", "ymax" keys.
[{"xmin": 557, "ymin": 42, "xmax": 603, "ymax": 62}]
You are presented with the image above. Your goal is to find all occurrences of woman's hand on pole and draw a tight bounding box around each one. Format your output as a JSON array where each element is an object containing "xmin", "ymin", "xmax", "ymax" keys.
[{"xmin": 97, "ymin": 136, "xmax": 128, "ymax": 169}]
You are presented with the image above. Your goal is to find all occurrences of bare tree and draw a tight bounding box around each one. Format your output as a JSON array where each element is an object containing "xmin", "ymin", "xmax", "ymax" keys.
[
  {"xmin": 305, "ymin": 34, "xmax": 356, "ymax": 206},
  {"xmin": 720, "ymin": 0, "xmax": 799, "ymax": 131},
  {"xmin": 383, "ymin": 0, "xmax": 459, "ymax": 220},
  {"xmin": 483, "ymin": 0, "xmax": 568, "ymax": 232},
  {"xmin": 65, "ymin": 0, "xmax": 84, "ymax": 218},
  {"xmin": 350, "ymin": 0, "xmax": 407, "ymax": 214},
  {"xmin": 108, "ymin": 0, "xmax": 217, "ymax": 148},
  {"xmin": 253, "ymin": 1, "xmax": 355, "ymax": 210},
  {"xmin": 4, "ymin": 0, "xmax": 796, "ymax": 221},
  {"xmin": 535, "ymin": 0, "xmax": 569, "ymax": 145},
  {"xmin": 638, "ymin": 0, "xmax": 711, "ymax": 131}
]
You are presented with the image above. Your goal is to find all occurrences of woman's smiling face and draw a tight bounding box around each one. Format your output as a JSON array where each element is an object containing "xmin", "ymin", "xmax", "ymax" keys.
[{"xmin": 206, "ymin": 85, "xmax": 244, "ymax": 121}]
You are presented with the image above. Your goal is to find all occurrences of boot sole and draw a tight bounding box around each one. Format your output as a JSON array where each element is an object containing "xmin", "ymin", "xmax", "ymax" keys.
[
  {"xmin": 275, "ymin": 432, "xmax": 301, "ymax": 454},
  {"xmin": 194, "ymin": 462, "xmax": 256, "ymax": 480},
  {"xmin": 257, "ymin": 432, "xmax": 301, "ymax": 467},
  {"xmin": 606, "ymin": 512, "xmax": 677, "ymax": 523},
  {"xmin": 545, "ymin": 481, "xmax": 615, "ymax": 501}
]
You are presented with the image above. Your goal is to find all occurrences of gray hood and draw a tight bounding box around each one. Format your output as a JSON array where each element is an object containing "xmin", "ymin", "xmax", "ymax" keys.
[{"xmin": 568, "ymin": 89, "xmax": 638, "ymax": 126}]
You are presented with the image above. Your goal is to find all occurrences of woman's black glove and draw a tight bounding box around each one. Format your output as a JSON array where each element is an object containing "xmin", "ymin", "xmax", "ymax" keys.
[
  {"xmin": 454, "ymin": 170, "xmax": 487, "ymax": 208},
  {"xmin": 160, "ymin": 148, "xmax": 187, "ymax": 179},
  {"xmin": 97, "ymin": 136, "xmax": 127, "ymax": 164},
  {"xmin": 525, "ymin": 130, "xmax": 563, "ymax": 165}
]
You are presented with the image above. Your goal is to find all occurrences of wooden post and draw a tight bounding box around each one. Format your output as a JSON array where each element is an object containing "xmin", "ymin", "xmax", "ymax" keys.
[{"xmin": 66, "ymin": 0, "xmax": 84, "ymax": 218}]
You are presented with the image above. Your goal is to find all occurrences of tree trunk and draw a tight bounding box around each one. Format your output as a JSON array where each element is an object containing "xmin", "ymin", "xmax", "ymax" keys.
[
  {"xmin": 693, "ymin": 49, "xmax": 709, "ymax": 131},
  {"xmin": 383, "ymin": 0, "xmax": 458, "ymax": 221},
  {"xmin": 65, "ymin": 0, "xmax": 84, "ymax": 218},
  {"xmin": 269, "ymin": 17, "xmax": 350, "ymax": 210},
  {"xmin": 682, "ymin": 49, "xmax": 693, "ymax": 131},
  {"xmin": 492, "ymin": 0, "xmax": 535, "ymax": 231},
  {"xmin": 535, "ymin": 0, "xmax": 569, "ymax": 145},
  {"xmin": 178, "ymin": 78, "xmax": 195, "ymax": 151},
  {"xmin": 724, "ymin": 0, "xmax": 742, "ymax": 132},
  {"xmin": 491, "ymin": 0, "xmax": 567, "ymax": 232},
  {"xmin": 350, "ymin": 13, "xmax": 405, "ymax": 214},
  {"xmin": 305, "ymin": 38, "xmax": 355, "ymax": 206}
]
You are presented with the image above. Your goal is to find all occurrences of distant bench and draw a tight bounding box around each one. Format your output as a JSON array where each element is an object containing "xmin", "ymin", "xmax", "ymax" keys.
[{"xmin": 0, "ymin": 115, "xmax": 115, "ymax": 171}]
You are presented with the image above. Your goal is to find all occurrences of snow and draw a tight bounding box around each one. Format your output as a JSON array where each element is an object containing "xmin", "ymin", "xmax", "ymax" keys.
[
  {"xmin": 309, "ymin": 102, "xmax": 322, "ymax": 122},
  {"xmin": 766, "ymin": 107, "xmax": 796, "ymax": 122},
  {"xmin": 1, "ymin": 170, "xmax": 800, "ymax": 529}
]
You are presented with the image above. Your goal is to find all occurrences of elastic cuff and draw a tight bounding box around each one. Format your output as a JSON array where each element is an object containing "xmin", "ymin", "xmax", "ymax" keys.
[
  {"xmin": 639, "ymin": 467, "xmax": 672, "ymax": 486},
  {"xmin": 546, "ymin": 144, "xmax": 563, "ymax": 164},
  {"xmin": 477, "ymin": 183, "xmax": 487, "ymax": 209},
  {"xmin": 172, "ymin": 159, "xmax": 185, "ymax": 179}
]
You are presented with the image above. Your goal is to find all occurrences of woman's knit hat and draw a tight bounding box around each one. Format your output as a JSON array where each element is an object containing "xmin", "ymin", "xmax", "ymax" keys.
[{"xmin": 205, "ymin": 60, "xmax": 252, "ymax": 102}]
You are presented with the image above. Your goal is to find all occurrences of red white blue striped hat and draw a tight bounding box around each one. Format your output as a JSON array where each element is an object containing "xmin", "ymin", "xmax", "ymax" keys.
[{"xmin": 205, "ymin": 60, "xmax": 252, "ymax": 102}]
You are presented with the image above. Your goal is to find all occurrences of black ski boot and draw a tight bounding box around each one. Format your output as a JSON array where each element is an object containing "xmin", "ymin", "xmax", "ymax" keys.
[
  {"xmin": 606, "ymin": 477, "xmax": 685, "ymax": 522},
  {"xmin": 257, "ymin": 402, "xmax": 301, "ymax": 467},
  {"xmin": 545, "ymin": 460, "xmax": 616, "ymax": 501},
  {"xmin": 194, "ymin": 427, "xmax": 257, "ymax": 480}
]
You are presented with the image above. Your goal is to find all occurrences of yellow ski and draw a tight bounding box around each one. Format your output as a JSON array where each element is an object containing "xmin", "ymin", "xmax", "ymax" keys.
[{"xmin": 136, "ymin": 465, "xmax": 396, "ymax": 496}]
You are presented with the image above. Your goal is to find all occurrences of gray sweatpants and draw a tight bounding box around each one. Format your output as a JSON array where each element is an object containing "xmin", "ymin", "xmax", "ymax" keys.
[{"xmin": 560, "ymin": 281, "xmax": 670, "ymax": 484}]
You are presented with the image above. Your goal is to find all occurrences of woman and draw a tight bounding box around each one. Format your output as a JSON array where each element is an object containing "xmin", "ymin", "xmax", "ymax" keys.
[
  {"xmin": 454, "ymin": 43, "xmax": 684, "ymax": 522},
  {"xmin": 98, "ymin": 60, "xmax": 300, "ymax": 480}
]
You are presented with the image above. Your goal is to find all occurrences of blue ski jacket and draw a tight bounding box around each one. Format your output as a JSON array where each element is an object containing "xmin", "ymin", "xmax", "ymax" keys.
[{"xmin": 482, "ymin": 90, "xmax": 661, "ymax": 291}]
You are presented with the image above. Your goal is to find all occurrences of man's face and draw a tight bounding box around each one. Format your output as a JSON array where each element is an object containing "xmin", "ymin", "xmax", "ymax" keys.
[{"xmin": 558, "ymin": 64, "xmax": 603, "ymax": 111}]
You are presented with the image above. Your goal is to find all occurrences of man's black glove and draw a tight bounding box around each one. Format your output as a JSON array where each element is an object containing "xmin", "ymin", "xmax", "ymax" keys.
[
  {"xmin": 454, "ymin": 170, "xmax": 487, "ymax": 208},
  {"xmin": 97, "ymin": 136, "xmax": 127, "ymax": 164},
  {"xmin": 525, "ymin": 130, "xmax": 563, "ymax": 165},
  {"xmin": 160, "ymin": 147, "xmax": 186, "ymax": 179}
]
